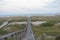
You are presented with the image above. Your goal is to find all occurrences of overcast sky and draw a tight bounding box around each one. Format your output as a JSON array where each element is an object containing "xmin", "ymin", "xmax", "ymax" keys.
[{"xmin": 0, "ymin": 0, "xmax": 60, "ymax": 15}]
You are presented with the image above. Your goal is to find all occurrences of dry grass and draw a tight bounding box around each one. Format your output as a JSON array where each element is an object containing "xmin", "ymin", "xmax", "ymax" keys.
[
  {"xmin": 31, "ymin": 15, "xmax": 60, "ymax": 23},
  {"xmin": 32, "ymin": 23, "xmax": 60, "ymax": 40},
  {"xmin": 0, "ymin": 24, "xmax": 26, "ymax": 36}
]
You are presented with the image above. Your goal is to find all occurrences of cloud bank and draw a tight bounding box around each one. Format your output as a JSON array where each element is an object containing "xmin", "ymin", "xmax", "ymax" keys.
[{"xmin": 0, "ymin": 0, "xmax": 60, "ymax": 14}]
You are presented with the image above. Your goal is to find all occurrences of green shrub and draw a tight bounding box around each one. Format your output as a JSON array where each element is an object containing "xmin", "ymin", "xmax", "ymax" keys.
[
  {"xmin": 0, "ymin": 29, "xmax": 8, "ymax": 35},
  {"xmin": 0, "ymin": 22, "xmax": 3, "ymax": 26},
  {"xmin": 55, "ymin": 36, "xmax": 60, "ymax": 40},
  {"xmin": 40, "ymin": 21, "xmax": 55, "ymax": 27}
]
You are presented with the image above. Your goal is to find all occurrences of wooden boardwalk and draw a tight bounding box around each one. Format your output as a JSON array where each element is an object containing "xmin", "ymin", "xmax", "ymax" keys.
[{"xmin": 0, "ymin": 16, "xmax": 35, "ymax": 40}]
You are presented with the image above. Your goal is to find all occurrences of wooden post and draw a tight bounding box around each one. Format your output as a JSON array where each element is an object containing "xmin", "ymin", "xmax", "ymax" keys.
[
  {"xmin": 11, "ymin": 35, "xmax": 14, "ymax": 40},
  {"xmin": 4, "ymin": 37, "xmax": 8, "ymax": 40},
  {"xmin": 42, "ymin": 33, "xmax": 46, "ymax": 40},
  {"xmin": 0, "ymin": 38, "xmax": 5, "ymax": 40},
  {"xmin": 15, "ymin": 33, "xmax": 20, "ymax": 40}
]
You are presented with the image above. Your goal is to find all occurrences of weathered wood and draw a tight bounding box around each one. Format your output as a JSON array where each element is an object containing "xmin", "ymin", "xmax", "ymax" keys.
[
  {"xmin": 4, "ymin": 37, "xmax": 8, "ymax": 40},
  {"xmin": 0, "ymin": 38, "xmax": 4, "ymax": 40},
  {"xmin": 11, "ymin": 35, "xmax": 14, "ymax": 40},
  {"xmin": 55, "ymin": 36, "xmax": 60, "ymax": 40},
  {"xmin": 0, "ymin": 16, "xmax": 35, "ymax": 40}
]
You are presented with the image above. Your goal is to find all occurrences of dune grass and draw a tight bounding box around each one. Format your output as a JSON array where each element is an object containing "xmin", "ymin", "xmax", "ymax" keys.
[
  {"xmin": 32, "ymin": 21, "xmax": 60, "ymax": 40},
  {"xmin": 0, "ymin": 22, "xmax": 3, "ymax": 26},
  {"xmin": 10, "ymin": 17, "xmax": 27, "ymax": 22},
  {"xmin": 31, "ymin": 15, "xmax": 60, "ymax": 23},
  {"xmin": 0, "ymin": 24, "xmax": 26, "ymax": 36},
  {"xmin": 0, "ymin": 16, "xmax": 27, "ymax": 22}
]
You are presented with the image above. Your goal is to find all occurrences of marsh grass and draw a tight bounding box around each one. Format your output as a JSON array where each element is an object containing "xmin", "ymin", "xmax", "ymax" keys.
[
  {"xmin": 0, "ymin": 29, "xmax": 8, "ymax": 35},
  {"xmin": 0, "ymin": 24, "xmax": 26, "ymax": 36},
  {"xmin": 32, "ymin": 23, "xmax": 60, "ymax": 40},
  {"xmin": 0, "ymin": 22, "xmax": 3, "ymax": 26},
  {"xmin": 0, "ymin": 17, "xmax": 27, "ymax": 22},
  {"xmin": 40, "ymin": 21, "xmax": 55, "ymax": 27},
  {"xmin": 31, "ymin": 15, "xmax": 60, "ymax": 23}
]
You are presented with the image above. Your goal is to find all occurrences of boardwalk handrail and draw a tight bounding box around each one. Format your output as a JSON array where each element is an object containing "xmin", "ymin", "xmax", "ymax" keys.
[
  {"xmin": 0, "ymin": 19, "xmax": 12, "ymax": 29},
  {"xmin": 0, "ymin": 16, "xmax": 35, "ymax": 40},
  {"xmin": 0, "ymin": 21, "xmax": 27, "ymax": 40},
  {"xmin": 0, "ymin": 24, "xmax": 27, "ymax": 40},
  {"xmin": 0, "ymin": 30, "xmax": 24, "ymax": 38}
]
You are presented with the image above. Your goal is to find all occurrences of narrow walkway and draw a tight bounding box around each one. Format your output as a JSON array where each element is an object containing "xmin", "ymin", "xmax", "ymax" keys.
[
  {"xmin": 0, "ymin": 16, "xmax": 35, "ymax": 40},
  {"xmin": 24, "ymin": 16, "xmax": 35, "ymax": 40}
]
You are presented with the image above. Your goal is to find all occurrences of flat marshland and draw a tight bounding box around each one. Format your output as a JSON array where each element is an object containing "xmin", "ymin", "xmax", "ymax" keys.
[
  {"xmin": 32, "ymin": 15, "xmax": 60, "ymax": 40},
  {"xmin": 0, "ymin": 15, "xmax": 60, "ymax": 40},
  {"xmin": 0, "ymin": 16, "xmax": 27, "ymax": 36}
]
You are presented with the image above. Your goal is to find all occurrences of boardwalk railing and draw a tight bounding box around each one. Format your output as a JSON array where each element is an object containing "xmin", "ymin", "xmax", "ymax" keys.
[
  {"xmin": 0, "ymin": 23, "xmax": 27, "ymax": 40},
  {"xmin": 0, "ymin": 18, "xmax": 28, "ymax": 40},
  {"xmin": 0, "ymin": 19, "xmax": 12, "ymax": 29},
  {"xmin": 0, "ymin": 17, "xmax": 35, "ymax": 40}
]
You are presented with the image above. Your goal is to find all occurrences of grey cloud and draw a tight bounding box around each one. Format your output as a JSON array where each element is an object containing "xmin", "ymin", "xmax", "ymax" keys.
[
  {"xmin": 45, "ymin": 0, "xmax": 60, "ymax": 8},
  {"xmin": 0, "ymin": 0, "xmax": 3, "ymax": 1}
]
